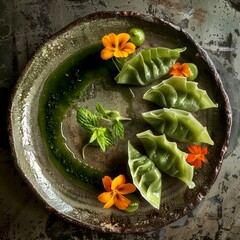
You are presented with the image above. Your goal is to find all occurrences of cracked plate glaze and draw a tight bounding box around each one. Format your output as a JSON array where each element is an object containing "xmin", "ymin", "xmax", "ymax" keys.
[{"xmin": 8, "ymin": 12, "xmax": 232, "ymax": 233}]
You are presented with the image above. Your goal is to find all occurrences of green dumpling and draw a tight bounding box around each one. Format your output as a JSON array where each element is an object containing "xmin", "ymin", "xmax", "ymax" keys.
[
  {"xmin": 142, "ymin": 108, "xmax": 214, "ymax": 145},
  {"xmin": 128, "ymin": 141, "xmax": 162, "ymax": 209},
  {"xmin": 143, "ymin": 76, "xmax": 218, "ymax": 112},
  {"xmin": 115, "ymin": 47, "xmax": 186, "ymax": 86},
  {"xmin": 137, "ymin": 130, "xmax": 195, "ymax": 189}
]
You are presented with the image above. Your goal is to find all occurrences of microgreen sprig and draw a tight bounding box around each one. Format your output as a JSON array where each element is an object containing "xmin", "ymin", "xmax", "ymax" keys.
[{"xmin": 76, "ymin": 103, "xmax": 131, "ymax": 158}]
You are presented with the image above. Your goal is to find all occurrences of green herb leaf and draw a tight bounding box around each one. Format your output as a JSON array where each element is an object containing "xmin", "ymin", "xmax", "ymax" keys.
[
  {"xmin": 112, "ymin": 120, "xmax": 124, "ymax": 140},
  {"xmin": 96, "ymin": 102, "xmax": 121, "ymax": 121},
  {"xmin": 95, "ymin": 127, "xmax": 111, "ymax": 152},
  {"xmin": 76, "ymin": 103, "xmax": 130, "ymax": 156},
  {"xmin": 87, "ymin": 127, "xmax": 115, "ymax": 152},
  {"xmin": 89, "ymin": 129, "xmax": 98, "ymax": 143},
  {"xmin": 104, "ymin": 129, "xmax": 115, "ymax": 146},
  {"xmin": 77, "ymin": 108, "xmax": 99, "ymax": 132},
  {"xmin": 96, "ymin": 102, "xmax": 107, "ymax": 117},
  {"xmin": 95, "ymin": 127, "xmax": 106, "ymax": 152}
]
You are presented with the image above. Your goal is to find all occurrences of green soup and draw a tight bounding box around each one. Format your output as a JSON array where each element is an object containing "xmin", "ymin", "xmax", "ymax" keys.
[{"xmin": 38, "ymin": 44, "xmax": 145, "ymax": 191}]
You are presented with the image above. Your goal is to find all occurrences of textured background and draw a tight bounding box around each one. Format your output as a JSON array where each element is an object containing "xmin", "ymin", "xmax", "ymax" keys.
[{"xmin": 1, "ymin": 0, "xmax": 240, "ymax": 239}]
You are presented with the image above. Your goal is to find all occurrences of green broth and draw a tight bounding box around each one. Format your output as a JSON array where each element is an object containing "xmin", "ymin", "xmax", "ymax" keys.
[{"xmin": 38, "ymin": 44, "xmax": 120, "ymax": 191}]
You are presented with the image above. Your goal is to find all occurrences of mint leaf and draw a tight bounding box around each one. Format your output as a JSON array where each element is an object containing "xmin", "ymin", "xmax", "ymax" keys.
[
  {"xmin": 96, "ymin": 102, "xmax": 107, "ymax": 117},
  {"xmin": 96, "ymin": 128, "xmax": 115, "ymax": 152},
  {"xmin": 96, "ymin": 128, "xmax": 107, "ymax": 152},
  {"xmin": 104, "ymin": 129, "xmax": 115, "ymax": 146},
  {"xmin": 76, "ymin": 103, "xmax": 130, "ymax": 157},
  {"xmin": 96, "ymin": 102, "xmax": 121, "ymax": 121},
  {"xmin": 87, "ymin": 127, "xmax": 114, "ymax": 152},
  {"xmin": 77, "ymin": 108, "xmax": 99, "ymax": 132},
  {"xmin": 94, "ymin": 127, "xmax": 108, "ymax": 152},
  {"xmin": 89, "ymin": 129, "xmax": 98, "ymax": 143},
  {"xmin": 112, "ymin": 120, "xmax": 124, "ymax": 140}
]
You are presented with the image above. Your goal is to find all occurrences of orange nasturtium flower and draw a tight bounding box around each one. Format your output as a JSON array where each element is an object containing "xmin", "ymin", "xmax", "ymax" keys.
[
  {"xmin": 98, "ymin": 175, "xmax": 136, "ymax": 210},
  {"xmin": 186, "ymin": 145, "xmax": 208, "ymax": 168},
  {"xmin": 169, "ymin": 62, "xmax": 190, "ymax": 78},
  {"xmin": 100, "ymin": 33, "xmax": 136, "ymax": 60}
]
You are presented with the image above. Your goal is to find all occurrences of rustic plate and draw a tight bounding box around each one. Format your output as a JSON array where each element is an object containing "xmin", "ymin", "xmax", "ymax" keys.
[{"xmin": 8, "ymin": 12, "xmax": 232, "ymax": 233}]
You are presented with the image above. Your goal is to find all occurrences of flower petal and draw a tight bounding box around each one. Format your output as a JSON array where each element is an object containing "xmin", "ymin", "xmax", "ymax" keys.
[
  {"xmin": 111, "ymin": 175, "xmax": 126, "ymax": 190},
  {"xmin": 169, "ymin": 69, "xmax": 183, "ymax": 76},
  {"xmin": 114, "ymin": 49, "xmax": 128, "ymax": 58},
  {"xmin": 169, "ymin": 62, "xmax": 190, "ymax": 77},
  {"xmin": 121, "ymin": 42, "xmax": 136, "ymax": 53},
  {"xmin": 186, "ymin": 154, "xmax": 197, "ymax": 163},
  {"xmin": 98, "ymin": 191, "xmax": 113, "ymax": 203},
  {"xmin": 103, "ymin": 195, "xmax": 115, "ymax": 209},
  {"xmin": 114, "ymin": 194, "xmax": 131, "ymax": 210},
  {"xmin": 102, "ymin": 176, "xmax": 112, "ymax": 192},
  {"xmin": 117, "ymin": 183, "xmax": 136, "ymax": 195},
  {"xmin": 197, "ymin": 154, "xmax": 207, "ymax": 162},
  {"xmin": 117, "ymin": 33, "xmax": 130, "ymax": 48},
  {"xmin": 193, "ymin": 159, "xmax": 202, "ymax": 168},
  {"xmin": 169, "ymin": 63, "xmax": 182, "ymax": 76},
  {"xmin": 102, "ymin": 33, "xmax": 117, "ymax": 48},
  {"xmin": 101, "ymin": 48, "xmax": 114, "ymax": 60},
  {"xmin": 181, "ymin": 63, "xmax": 190, "ymax": 77},
  {"xmin": 173, "ymin": 62, "xmax": 181, "ymax": 69},
  {"xmin": 188, "ymin": 145, "xmax": 201, "ymax": 154},
  {"xmin": 202, "ymin": 146, "xmax": 208, "ymax": 155}
]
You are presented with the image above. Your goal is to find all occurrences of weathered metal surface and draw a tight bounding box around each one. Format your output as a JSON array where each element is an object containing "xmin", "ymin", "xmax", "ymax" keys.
[{"xmin": 1, "ymin": 0, "xmax": 240, "ymax": 239}]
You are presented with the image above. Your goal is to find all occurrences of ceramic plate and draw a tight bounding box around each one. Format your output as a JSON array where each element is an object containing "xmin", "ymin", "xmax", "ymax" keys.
[{"xmin": 8, "ymin": 12, "xmax": 232, "ymax": 233}]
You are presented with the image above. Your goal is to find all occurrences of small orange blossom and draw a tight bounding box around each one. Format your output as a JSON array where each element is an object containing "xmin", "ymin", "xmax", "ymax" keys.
[
  {"xmin": 100, "ymin": 33, "xmax": 136, "ymax": 60},
  {"xmin": 186, "ymin": 145, "xmax": 208, "ymax": 168},
  {"xmin": 98, "ymin": 175, "xmax": 136, "ymax": 210},
  {"xmin": 169, "ymin": 62, "xmax": 190, "ymax": 77}
]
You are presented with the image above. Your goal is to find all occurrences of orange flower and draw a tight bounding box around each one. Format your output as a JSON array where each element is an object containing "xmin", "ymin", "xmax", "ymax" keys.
[
  {"xmin": 186, "ymin": 145, "xmax": 208, "ymax": 168},
  {"xmin": 100, "ymin": 33, "xmax": 136, "ymax": 60},
  {"xmin": 98, "ymin": 175, "xmax": 136, "ymax": 210},
  {"xmin": 169, "ymin": 62, "xmax": 190, "ymax": 77}
]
